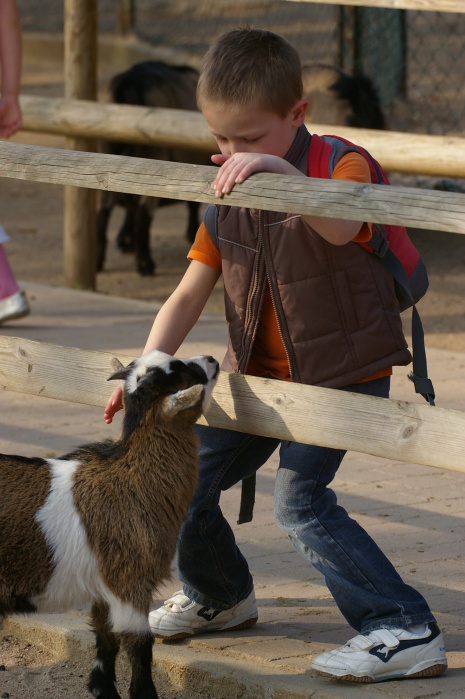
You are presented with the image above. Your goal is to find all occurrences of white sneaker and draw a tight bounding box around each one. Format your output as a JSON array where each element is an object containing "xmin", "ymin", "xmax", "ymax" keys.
[
  {"xmin": 0, "ymin": 290, "xmax": 30, "ymax": 324},
  {"xmin": 311, "ymin": 623, "xmax": 447, "ymax": 683},
  {"xmin": 149, "ymin": 589, "xmax": 258, "ymax": 640}
]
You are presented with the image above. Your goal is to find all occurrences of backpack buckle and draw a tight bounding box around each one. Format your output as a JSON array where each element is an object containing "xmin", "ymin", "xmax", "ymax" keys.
[{"xmin": 370, "ymin": 227, "xmax": 390, "ymax": 259}]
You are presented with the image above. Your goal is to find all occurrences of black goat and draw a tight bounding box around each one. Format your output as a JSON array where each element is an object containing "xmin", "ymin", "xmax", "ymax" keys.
[
  {"xmin": 97, "ymin": 61, "xmax": 211, "ymax": 276},
  {"xmin": 302, "ymin": 64, "xmax": 386, "ymax": 130}
]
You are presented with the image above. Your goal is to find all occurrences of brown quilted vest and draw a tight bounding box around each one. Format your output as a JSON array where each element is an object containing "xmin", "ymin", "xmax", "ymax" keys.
[{"xmin": 211, "ymin": 125, "xmax": 412, "ymax": 388}]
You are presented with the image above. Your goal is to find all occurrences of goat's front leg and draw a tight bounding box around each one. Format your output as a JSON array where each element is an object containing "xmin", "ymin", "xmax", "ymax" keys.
[
  {"xmin": 186, "ymin": 200, "xmax": 200, "ymax": 243},
  {"xmin": 88, "ymin": 601, "xmax": 122, "ymax": 699},
  {"xmin": 134, "ymin": 196, "xmax": 157, "ymax": 276},
  {"xmin": 116, "ymin": 207, "xmax": 137, "ymax": 252},
  {"xmin": 96, "ymin": 191, "xmax": 115, "ymax": 272},
  {"xmin": 121, "ymin": 631, "xmax": 159, "ymax": 699}
]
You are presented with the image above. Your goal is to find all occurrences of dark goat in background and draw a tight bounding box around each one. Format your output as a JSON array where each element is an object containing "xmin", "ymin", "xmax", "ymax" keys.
[
  {"xmin": 302, "ymin": 64, "xmax": 386, "ymax": 129},
  {"xmin": 97, "ymin": 61, "xmax": 211, "ymax": 276}
]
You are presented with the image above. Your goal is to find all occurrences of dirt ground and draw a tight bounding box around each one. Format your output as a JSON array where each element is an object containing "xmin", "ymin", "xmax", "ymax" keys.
[
  {"xmin": 0, "ymin": 632, "xmax": 216, "ymax": 699},
  {"xmin": 1, "ymin": 28, "xmax": 465, "ymax": 699}
]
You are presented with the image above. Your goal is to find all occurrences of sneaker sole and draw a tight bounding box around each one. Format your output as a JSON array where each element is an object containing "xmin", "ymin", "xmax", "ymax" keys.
[
  {"xmin": 313, "ymin": 662, "xmax": 448, "ymax": 683},
  {"xmin": 154, "ymin": 615, "xmax": 258, "ymax": 642},
  {"xmin": 0, "ymin": 307, "xmax": 30, "ymax": 323}
]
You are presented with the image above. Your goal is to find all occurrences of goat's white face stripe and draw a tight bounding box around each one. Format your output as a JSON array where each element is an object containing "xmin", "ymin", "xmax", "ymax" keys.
[
  {"xmin": 34, "ymin": 458, "xmax": 149, "ymax": 633},
  {"xmin": 125, "ymin": 350, "xmax": 174, "ymax": 394}
]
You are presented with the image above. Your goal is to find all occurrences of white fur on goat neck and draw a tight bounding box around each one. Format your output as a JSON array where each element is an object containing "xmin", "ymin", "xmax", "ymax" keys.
[{"xmin": 34, "ymin": 458, "xmax": 149, "ymax": 634}]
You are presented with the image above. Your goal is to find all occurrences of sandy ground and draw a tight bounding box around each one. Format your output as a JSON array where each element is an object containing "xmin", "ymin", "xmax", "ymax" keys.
[
  {"xmin": 0, "ymin": 633, "xmax": 216, "ymax": 699},
  {"xmin": 1, "ymin": 35, "xmax": 465, "ymax": 699}
]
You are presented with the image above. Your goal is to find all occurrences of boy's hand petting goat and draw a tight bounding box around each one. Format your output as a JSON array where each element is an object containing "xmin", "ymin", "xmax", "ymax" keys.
[{"xmin": 0, "ymin": 350, "xmax": 219, "ymax": 699}]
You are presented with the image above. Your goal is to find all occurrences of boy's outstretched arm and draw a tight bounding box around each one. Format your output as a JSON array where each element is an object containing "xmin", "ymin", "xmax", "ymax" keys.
[{"xmin": 104, "ymin": 260, "xmax": 221, "ymax": 423}]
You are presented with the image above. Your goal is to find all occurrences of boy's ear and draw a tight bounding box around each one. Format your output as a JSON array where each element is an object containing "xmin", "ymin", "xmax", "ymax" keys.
[{"xmin": 291, "ymin": 99, "xmax": 308, "ymax": 126}]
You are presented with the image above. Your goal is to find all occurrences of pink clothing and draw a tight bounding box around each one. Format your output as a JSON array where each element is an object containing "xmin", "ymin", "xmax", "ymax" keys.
[{"xmin": 0, "ymin": 243, "xmax": 20, "ymax": 299}]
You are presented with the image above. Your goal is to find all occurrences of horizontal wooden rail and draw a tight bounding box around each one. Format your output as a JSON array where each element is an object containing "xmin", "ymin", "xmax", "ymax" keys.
[
  {"xmin": 285, "ymin": 0, "xmax": 464, "ymax": 13},
  {"xmin": 20, "ymin": 95, "xmax": 215, "ymax": 153},
  {"xmin": 19, "ymin": 95, "xmax": 465, "ymax": 178},
  {"xmin": 1, "ymin": 140, "xmax": 465, "ymax": 234},
  {"xmin": 0, "ymin": 337, "xmax": 464, "ymax": 473}
]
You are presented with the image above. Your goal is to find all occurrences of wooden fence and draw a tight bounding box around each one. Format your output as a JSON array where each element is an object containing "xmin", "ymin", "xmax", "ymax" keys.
[
  {"xmin": 0, "ymin": 139, "xmax": 465, "ymax": 472},
  {"xmin": 1, "ymin": 140, "xmax": 465, "ymax": 234},
  {"xmin": 19, "ymin": 95, "xmax": 465, "ymax": 179},
  {"xmin": 285, "ymin": 0, "xmax": 463, "ymax": 13},
  {"xmin": 1, "ymin": 336, "xmax": 464, "ymax": 474},
  {"xmin": 1, "ymin": 0, "xmax": 464, "ymax": 474}
]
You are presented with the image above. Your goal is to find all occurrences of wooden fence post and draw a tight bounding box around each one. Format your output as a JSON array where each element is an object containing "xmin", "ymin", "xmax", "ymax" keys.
[
  {"xmin": 118, "ymin": 0, "xmax": 135, "ymax": 35},
  {"xmin": 63, "ymin": 0, "xmax": 98, "ymax": 290}
]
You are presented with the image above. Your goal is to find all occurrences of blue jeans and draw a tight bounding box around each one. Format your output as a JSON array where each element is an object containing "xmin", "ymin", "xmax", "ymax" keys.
[{"xmin": 178, "ymin": 377, "xmax": 435, "ymax": 633}]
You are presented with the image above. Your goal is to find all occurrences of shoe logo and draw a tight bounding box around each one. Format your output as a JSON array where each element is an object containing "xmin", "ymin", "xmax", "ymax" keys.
[
  {"xmin": 197, "ymin": 607, "xmax": 222, "ymax": 622},
  {"xmin": 369, "ymin": 623, "xmax": 440, "ymax": 664},
  {"xmin": 376, "ymin": 647, "xmax": 391, "ymax": 659}
]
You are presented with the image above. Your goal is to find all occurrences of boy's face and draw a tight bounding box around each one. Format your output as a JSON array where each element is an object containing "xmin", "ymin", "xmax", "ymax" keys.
[{"xmin": 202, "ymin": 99, "xmax": 308, "ymax": 159}]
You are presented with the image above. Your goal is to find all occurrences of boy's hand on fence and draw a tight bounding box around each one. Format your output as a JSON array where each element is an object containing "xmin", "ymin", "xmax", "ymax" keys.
[
  {"xmin": 211, "ymin": 152, "xmax": 301, "ymax": 197},
  {"xmin": 104, "ymin": 385, "xmax": 124, "ymax": 424}
]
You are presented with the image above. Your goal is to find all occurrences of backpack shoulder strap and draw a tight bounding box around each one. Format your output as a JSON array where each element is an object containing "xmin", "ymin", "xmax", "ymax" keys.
[
  {"xmin": 308, "ymin": 133, "xmax": 435, "ymax": 406},
  {"xmin": 378, "ymin": 245, "xmax": 435, "ymax": 405},
  {"xmin": 308, "ymin": 134, "xmax": 333, "ymax": 178},
  {"xmin": 203, "ymin": 204, "xmax": 219, "ymax": 247},
  {"xmin": 308, "ymin": 133, "xmax": 356, "ymax": 179}
]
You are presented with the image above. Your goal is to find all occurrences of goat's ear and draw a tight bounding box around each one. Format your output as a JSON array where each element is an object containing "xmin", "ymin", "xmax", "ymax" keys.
[
  {"xmin": 110, "ymin": 356, "xmax": 125, "ymax": 372},
  {"xmin": 108, "ymin": 357, "xmax": 131, "ymax": 381},
  {"xmin": 162, "ymin": 384, "xmax": 204, "ymax": 417}
]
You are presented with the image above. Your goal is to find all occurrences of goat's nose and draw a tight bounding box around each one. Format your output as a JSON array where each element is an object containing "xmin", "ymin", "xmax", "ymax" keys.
[{"xmin": 206, "ymin": 355, "xmax": 216, "ymax": 364}]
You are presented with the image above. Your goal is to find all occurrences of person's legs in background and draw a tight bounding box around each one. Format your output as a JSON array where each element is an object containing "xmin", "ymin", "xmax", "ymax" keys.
[{"xmin": 0, "ymin": 224, "xmax": 30, "ymax": 323}]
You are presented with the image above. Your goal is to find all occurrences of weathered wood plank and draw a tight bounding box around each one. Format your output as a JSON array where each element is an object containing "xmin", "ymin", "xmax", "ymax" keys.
[
  {"xmin": 285, "ymin": 0, "xmax": 464, "ymax": 13},
  {"xmin": 1, "ymin": 140, "xmax": 465, "ymax": 234},
  {"xmin": 20, "ymin": 95, "xmax": 465, "ymax": 178},
  {"xmin": 0, "ymin": 337, "xmax": 464, "ymax": 474},
  {"xmin": 20, "ymin": 95, "xmax": 215, "ymax": 152}
]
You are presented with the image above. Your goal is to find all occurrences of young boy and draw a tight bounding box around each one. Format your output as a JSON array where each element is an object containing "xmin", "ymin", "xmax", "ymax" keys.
[{"xmin": 104, "ymin": 28, "xmax": 447, "ymax": 683}]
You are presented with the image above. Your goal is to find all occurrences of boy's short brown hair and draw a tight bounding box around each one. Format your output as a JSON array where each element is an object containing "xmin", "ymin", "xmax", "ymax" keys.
[{"xmin": 196, "ymin": 27, "xmax": 303, "ymax": 118}]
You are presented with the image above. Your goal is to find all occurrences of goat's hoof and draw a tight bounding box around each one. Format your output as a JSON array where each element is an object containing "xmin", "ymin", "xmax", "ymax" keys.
[
  {"xmin": 88, "ymin": 679, "xmax": 122, "ymax": 699},
  {"xmin": 137, "ymin": 261, "xmax": 156, "ymax": 276},
  {"xmin": 116, "ymin": 232, "xmax": 134, "ymax": 253}
]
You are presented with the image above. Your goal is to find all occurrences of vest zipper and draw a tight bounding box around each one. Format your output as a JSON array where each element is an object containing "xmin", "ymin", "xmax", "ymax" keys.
[
  {"xmin": 237, "ymin": 232, "xmax": 263, "ymax": 373},
  {"xmin": 260, "ymin": 210, "xmax": 299, "ymax": 382}
]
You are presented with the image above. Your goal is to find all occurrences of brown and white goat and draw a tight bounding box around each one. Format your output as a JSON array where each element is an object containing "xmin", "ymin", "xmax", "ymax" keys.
[{"xmin": 0, "ymin": 350, "xmax": 219, "ymax": 699}]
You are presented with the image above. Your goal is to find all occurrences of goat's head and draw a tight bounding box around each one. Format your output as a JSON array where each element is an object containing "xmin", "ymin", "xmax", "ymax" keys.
[{"xmin": 108, "ymin": 351, "xmax": 219, "ymax": 434}]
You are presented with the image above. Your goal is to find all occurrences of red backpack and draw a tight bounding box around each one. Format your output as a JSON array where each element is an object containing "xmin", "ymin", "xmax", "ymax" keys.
[{"xmin": 308, "ymin": 134, "xmax": 435, "ymax": 407}]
